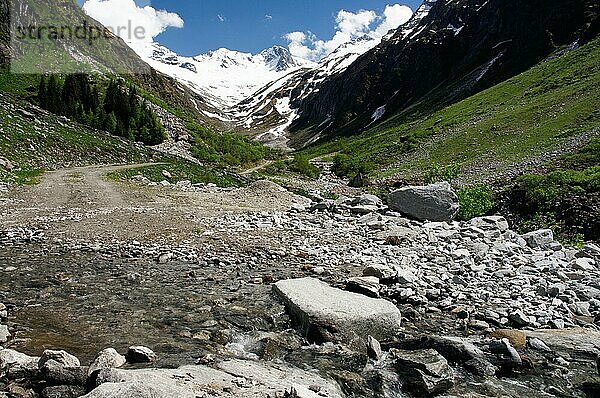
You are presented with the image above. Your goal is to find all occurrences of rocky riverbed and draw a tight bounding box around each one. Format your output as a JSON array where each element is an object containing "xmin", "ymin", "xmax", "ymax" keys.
[{"xmin": 1, "ymin": 169, "xmax": 599, "ymax": 397}]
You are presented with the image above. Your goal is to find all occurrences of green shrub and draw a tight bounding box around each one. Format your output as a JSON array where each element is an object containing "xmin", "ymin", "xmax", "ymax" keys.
[
  {"xmin": 516, "ymin": 166, "xmax": 600, "ymax": 209},
  {"xmin": 262, "ymin": 155, "xmax": 321, "ymax": 179},
  {"xmin": 262, "ymin": 160, "xmax": 288, "ymax": 175},
  {"xmin": 457, "ymin": 183, "xmax": 494, "ymax": 220},
  {"xmin": 188, "ymin": 122, "xmax": 271, "ymax": 167},
  {"xmin": 561, "ymin": 139, "xmax": 600, "ymax": 169},
  {"xmin": 520, "ymin": 212, "xmax": 585, "ymax": 248},
  {"xmin": 332, "ymin": 153, "xmax": 374, "ymax": 178},
  {"xmin": 1, "ymin": 168, "xmax": 44, "ymax": 185},
  {"xmin": 423, "ymin": 163, "xmax": 461, "ymax": 184},
  {"xmin": 109, "ymin": 161, "xmax": 239, "ymax": 187},
  {"xmin": 288, "ymin": 155, "xmax": 321, "ymax": 179}
]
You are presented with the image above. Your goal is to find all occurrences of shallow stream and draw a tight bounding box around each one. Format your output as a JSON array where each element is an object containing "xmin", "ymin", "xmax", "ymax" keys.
[{"xmin": 0, "ymin": 246, "xmax": 289, "ymax": 367}]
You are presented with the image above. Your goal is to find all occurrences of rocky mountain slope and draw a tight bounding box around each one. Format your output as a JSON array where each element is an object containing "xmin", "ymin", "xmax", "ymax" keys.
[
  {"xmin": 137, "ymin": 0, "xmax": 598, "ymax": 149},
  {"xmin": 298, "ymin": 35, "xmax": 600, "ymax": 182},
  {"xmin": 227, "ymin": 34, "xmax": 404, "ymax": 148},
  {"xmin": 290, "ymin": 0, "xmax": 600, "ymax": 146},
  {"xmin": 0, "ymin": 0, "xmax": 280, "ymax": 174}
]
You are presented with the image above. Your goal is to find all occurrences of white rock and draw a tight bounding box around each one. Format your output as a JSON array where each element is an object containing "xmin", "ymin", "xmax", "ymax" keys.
[
  {"xmin": 273, "ymin": 277, "xmax": 402, "ymax": 343},
  {"xmin": 572, "ymin": 258, "xmax": 595, "ymax": 271},
  {"xmin": 388, "ymin": 182, "xmax": 459, "ymax": 222},
  {"xmin": 125, "ymin": 346, "xmax": 156, "ymax": 364},
  {"xmin": 522, "ymin": 229, "xmax": 554, "ymax": 249},
  {"xmin": 161, "ymin": 170, "xmax": 172, "ymax": 179},
  {"xmin": 84, "ymin": 359, "xmax": 344, "ymax": 398},
  {"xmin": 89, "ymin": 348, "xmax": 126, "ymax": 376},
  {"xmin": 470, "ymin": 216, "xmax": 509, "ymax": 232},
  {"xmin": 0, "ymin": 349, "xmax": 39, "ymax": 379},
  {"xmin": 0, "ymin": 325, "xmax": 9, "ymax": 344}
]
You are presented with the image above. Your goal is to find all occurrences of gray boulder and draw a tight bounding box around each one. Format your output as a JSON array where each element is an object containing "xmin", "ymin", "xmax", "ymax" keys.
[
  {"xmin": 38, "ymin": 350, "xmax": 80, "ymax": 369},
  {"xmin": 394, "ymin": 349, "xmax": 454, "ymax": 395},
  {"xmin": 405, "ymin": 336, "xmax": 497, "ymax": 376},
  {"xmin": 470, "ymin": 216, "xmax": 509, "ymax": 232},
  {"xmin": 367, "ymin": 335, "xmax": 383, "ymax": 360},
  {"xmin": 89, "ymin": 348, "xmax": 126, "ymax": 376},
  {"xmin": 84, "ymin": 359, "xmax": 344, "ymax": 398},
  {"xmin": 353, "ymin": 194, "xmax": 383, "ymax": 207},
  {"xmin": 0, "ymin": 349, "xmax": 39, "ymax": 379},
  {"xmin": 522, "ymin": 229, "xmax": 554, "ymax": 249},
  {"xmin": 525, "ymin": 328, "xmax": 600, "ymax": 361},
  {"xmin": 346, "ymin": 276, "xmax": 381, "ymax": 298},
  {"xmin": 388, "ymin": 182, "xmax": 459, "ymax": 222},
  {"xmin": 0, "ymin": 325, "xmax": 9, "ymax": 344},
  {"xmin": 363, "ymin": 264, "xmax": 397, "ymax": 283},
  {"xmin": 273, "ymin": 277, "xmax": 402, "ymax": 344},
  {"xmin": 39, "ymin": 359, "xmax": 88, "ymax": 386},
  {"xmin": 83, "ymin": 380, "xmax": 186, "ymax": 398}
]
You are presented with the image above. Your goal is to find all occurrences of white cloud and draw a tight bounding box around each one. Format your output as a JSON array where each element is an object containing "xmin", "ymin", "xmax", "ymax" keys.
[
  {"xmin": 374, "ymin": 4, "xmax": 414, "ymax": 37},
  {"xmin": 82, "ymin": 0, "xmax": 183, "ymax": 43},
  {"xmin": 285, "ymin": 3, "xmax": 413, "ymax": 61}
]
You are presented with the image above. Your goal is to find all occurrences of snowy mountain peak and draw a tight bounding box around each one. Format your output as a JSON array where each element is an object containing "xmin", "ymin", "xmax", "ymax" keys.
[
  {"xmin": 258, "ymin": 45, "xmax": 300, "ymax": 72},
  {"xmin": 199, "ymin": 48, "xmax": 252, "ymax": 66},
  {"xmin": 136, "ymin": 42, "xmax": 309, "ymax": 109}
]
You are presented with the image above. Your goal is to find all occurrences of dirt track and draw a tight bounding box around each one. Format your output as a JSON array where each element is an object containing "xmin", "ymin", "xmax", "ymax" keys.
[{"xmin": 0, "ymin": 164, "xmax": 310, "ymax": 245}]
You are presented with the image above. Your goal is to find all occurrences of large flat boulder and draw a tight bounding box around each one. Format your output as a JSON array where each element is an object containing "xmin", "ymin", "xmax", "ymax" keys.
[
  {"xmin": 83, "ymin": 359, "xmax": 344, "ymax": 398},
  {"xmin": 388, "ymin": 182, "xmax": 459, "ymax": 222},
  {"xmin": 273, "ymin": 277, "xmax": 402, "ymax": 343}
]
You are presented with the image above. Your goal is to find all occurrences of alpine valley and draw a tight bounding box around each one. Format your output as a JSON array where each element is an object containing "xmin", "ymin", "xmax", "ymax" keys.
[{"xmin": 136, "ymin": 29, "xmax": 399, "ymax": 148}]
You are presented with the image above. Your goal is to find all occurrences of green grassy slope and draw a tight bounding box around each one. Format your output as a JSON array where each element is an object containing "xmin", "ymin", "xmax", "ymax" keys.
[
  {"xmin": 0, "ymin": 93, "xmax": 241, "ymax": 187},
  {"xmin": 0, "ymin": 94, "xmax": 153, "ymax": 168},
  {"xmin": 300, "ymin": 37, "xmax": 600, "ymax": 181}
]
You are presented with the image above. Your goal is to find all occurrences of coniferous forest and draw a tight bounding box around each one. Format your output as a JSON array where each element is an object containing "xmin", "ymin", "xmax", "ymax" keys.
[{"xmin": 38, "ymin": 75, "xmax": 166, "ymax": 146}]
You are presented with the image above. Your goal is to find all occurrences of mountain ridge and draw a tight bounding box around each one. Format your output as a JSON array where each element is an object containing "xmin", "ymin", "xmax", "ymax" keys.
[
  {"xmin": 137, "ymin": 42, "xmax": 311, "ymax": 112},
  {"xmin": 289, "ymin": 0, "xmax": 600, "ymax": 146}
]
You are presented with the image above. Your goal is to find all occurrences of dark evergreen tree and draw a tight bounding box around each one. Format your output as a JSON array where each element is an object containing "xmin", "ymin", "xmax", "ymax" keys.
[
  {"xmin": 45, "ymin": 75, "xmax": 61, "ymax": 114},
  {"xmin": 38, "ymin": 76, "xmax": 47, "ymax": 109}
]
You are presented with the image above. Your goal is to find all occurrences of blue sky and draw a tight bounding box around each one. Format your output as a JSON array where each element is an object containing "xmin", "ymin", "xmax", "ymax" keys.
[{"xmin": 81, "ymin": 0, "xmax": 423, "ymax": 56}]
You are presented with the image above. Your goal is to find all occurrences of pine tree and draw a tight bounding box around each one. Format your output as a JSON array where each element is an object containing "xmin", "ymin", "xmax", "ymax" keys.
[
  {"xmin": 89, "ymin": 86, "xmax": 100, "ymax": 113},
  {"xmin": 105, "ymin": 112, "xmax": 118, "ymax": 134},
  {"xmin": 103, "ymin": 80, "xmax": 119, "ymax": 116},
  {"xmin": 46, "ymin": 75, "xmax": 61, "ymax": 113},
  {"xmin": 38, "ymin": 76, "xmax": 47, "ymax": 108}
]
